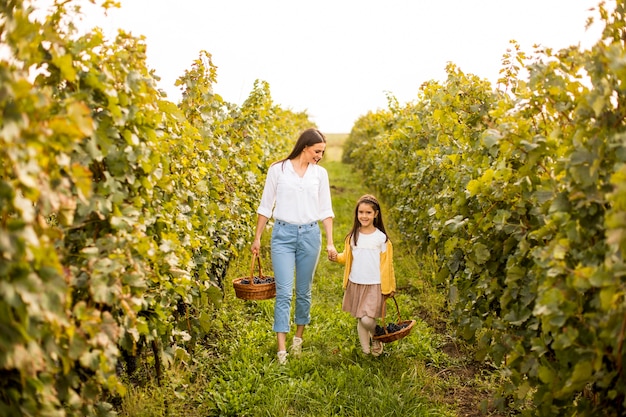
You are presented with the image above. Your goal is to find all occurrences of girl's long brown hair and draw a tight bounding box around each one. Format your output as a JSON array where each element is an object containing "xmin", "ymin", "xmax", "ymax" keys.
[{"xmin": 347, "ymin": 194, "xmax": 388, "ymax": 246}]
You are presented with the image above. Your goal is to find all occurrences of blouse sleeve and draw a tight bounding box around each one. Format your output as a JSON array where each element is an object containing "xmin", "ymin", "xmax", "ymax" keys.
[
  {"xmin": 318, "ymin": 166, "xmax": 334, "ymax": 220},
  {"xmin": 257, "ymin": 164, "xmax": 278, "ymax": 218}
]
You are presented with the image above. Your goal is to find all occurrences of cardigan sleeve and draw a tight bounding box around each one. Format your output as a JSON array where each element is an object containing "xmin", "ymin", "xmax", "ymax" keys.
[
  {"xmin": 336, "ymin": 252, "xmax": 346, "ymax": 265},
  {"xmin": 380, "ymin": 240, "xmax": 396, "ymax": 295},
  {"xmin": 339, "ymin": 235, "xmax": 352, "ymax": 290}
]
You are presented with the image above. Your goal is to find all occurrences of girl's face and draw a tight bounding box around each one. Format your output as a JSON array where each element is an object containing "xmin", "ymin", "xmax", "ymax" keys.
[
  {"xmin": 302, "ymin": 142, "xmax": 326, "ymax": 164},
  {"xmin": 357, "ymin": 202, "xmax": 378, "ymax": 228}
]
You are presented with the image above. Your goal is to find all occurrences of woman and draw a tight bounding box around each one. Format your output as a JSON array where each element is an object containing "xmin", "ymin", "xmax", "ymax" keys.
[{"xmin": 251, "ymin": 128, "xmax": 337, "ymax": 365}]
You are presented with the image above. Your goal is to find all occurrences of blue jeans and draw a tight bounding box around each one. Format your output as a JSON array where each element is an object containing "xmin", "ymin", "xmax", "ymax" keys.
[{"xmin": 271, "ymin": 220, "xmax": 321, "ymax": 333}]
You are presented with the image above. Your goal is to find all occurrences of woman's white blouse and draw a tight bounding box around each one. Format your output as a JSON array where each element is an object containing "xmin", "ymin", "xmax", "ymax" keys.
[{"xmin": 257, "ymin": 160, "xmax": 334, "ymax": 225}]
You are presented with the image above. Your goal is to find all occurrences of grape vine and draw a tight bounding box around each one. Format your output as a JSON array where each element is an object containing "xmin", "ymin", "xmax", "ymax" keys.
[
  {"xmin": 1, "ymin": 1, "xmax": 311, "ymax": 415},
  {"xmin": 345, "ymin": 2, "xmax": 626, "ymax": 415}
]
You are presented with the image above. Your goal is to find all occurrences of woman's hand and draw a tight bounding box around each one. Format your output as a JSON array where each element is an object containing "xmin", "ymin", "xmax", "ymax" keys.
[
  {"xmin": 327, "ymin": 245, "xmax": 337, "ymax": 262},
  {"xmin": 251, "ymin": 239, "xmax": 261, "ymax": 256}
]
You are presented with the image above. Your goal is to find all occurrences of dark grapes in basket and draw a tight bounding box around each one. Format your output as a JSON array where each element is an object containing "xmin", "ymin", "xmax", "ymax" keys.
[
  {"xmin": 239, "ymin": 276, "xmax": 275, "ymax": 285},
  {"xmin": 375, "ymin": 322, "xmax": 409, "ymax": 336}
]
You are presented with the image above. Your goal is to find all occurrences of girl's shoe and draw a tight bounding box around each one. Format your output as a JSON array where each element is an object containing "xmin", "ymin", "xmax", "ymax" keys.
[
  {"xmin": 290, "ymin": 336, "xmax": 303, "ymax": 356},
  {"xmin": 277, "ymin": 350, "xmax": 288, "ymax": 365},
  {"xmin": 371, "ymin": 339, "xmax": 383, "ymax": 357}
]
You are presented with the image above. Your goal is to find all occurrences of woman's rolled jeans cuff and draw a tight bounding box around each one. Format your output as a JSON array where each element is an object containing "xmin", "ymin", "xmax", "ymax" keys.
[{"xmin": 271, "ymin": 219, "xmax": 321, "ymax": 333}]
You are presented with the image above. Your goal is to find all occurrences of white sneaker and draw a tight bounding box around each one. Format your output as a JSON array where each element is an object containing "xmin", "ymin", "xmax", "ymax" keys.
[
  {"xmin": 290, "ymin": 336, "xmax": 303, "ymax": 356},
  {"xmin": 371, "ymin": 339, "xmax": 383, "ymax": 357},
  {"xmin": 277, "ymin": 350, "xmax": 288, "ymax": 365}
]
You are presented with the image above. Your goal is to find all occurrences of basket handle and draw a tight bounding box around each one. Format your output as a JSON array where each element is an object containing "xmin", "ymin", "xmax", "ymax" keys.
[
  {"xmin": 380, "ymin": 295, "xmax": 403, "ymax": 335},
  {"xmin": 249, "ymin": 253, "xmax": 263, "ymax": 285}
]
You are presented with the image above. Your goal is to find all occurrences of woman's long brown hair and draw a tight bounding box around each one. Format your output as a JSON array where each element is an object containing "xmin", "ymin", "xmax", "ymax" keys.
[{"xmin": 275, "ymin": 128, "xmax": 326, "ymax": 169}]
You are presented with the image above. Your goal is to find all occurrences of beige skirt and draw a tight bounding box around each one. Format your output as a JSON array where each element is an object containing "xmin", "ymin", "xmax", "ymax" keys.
[{"xmin": 342, "ymin": 281, "xmax": 383, "ymax": 319}]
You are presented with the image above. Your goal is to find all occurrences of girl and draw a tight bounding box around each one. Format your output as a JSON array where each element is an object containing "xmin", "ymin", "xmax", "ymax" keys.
[
  {"xmin": 252, "ymin": 128, "xmax": 337, "ymax": 365},
  {"xmin": 330, "ymin": 194, "xmax": 395, "ymax": 356}
]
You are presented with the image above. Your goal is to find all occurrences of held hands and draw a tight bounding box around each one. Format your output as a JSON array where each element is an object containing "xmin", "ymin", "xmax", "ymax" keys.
[{"xmin": 327, "ymin": 244, "xmax": 338, "ymax": 262}]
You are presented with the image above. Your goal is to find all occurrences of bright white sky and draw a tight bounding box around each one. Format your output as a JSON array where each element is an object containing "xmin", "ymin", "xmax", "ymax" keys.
[{"xmin": 36, "ymin": 0, "xmax": 608, "ymax": 133}]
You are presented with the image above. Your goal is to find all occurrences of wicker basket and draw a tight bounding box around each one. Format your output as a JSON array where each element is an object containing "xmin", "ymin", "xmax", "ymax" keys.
[
  {"xmin": 232, "ymin": 253, "xmax": 276, "ymax": 300},
  {"xmin": 373, "ymin": 295, "xmax": 416, "ymax": 343}
]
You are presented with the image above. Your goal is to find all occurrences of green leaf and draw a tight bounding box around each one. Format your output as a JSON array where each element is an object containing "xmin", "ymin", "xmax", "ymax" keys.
[
  {"xmin": 591, "ymin": 95, "xmax": 605, "ymax": 117},
  {"xmin": 472, "ymin": 242, "xmax": 491, "ymax": 265},
  {"xmin": 482, "ymin": 129, "xmax": 502, "ymax": 147},
  {"xmin": 52, "ymin": 53, "xmax": 77, "ymax": 82},
  {"xmin": 538, "ymin": 365, "xmax": 555, "ymax": 384},
  {"xmin": 563, "ymin": 361, "xmax": 593, "ymax": 394},
  {"xmin": 466, "ymin": 179, "xmax": 480, "ymax": 196},
  {"xmin": 549, "ymin": 193, "xmax": 571, "ymax": 212},
  {"xmin": 599, "ymin": 287, "xmax": 616, "ymax": 311}
]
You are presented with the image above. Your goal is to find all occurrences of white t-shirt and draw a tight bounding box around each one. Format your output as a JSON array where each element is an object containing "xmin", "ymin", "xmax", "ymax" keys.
[
  {"xmin": 348, "ymin": 229, "xmax": 387, "ymax": 285},
  {"xmin": 257, "ymin": 159, "xmax": 334, "ymax": 225}
]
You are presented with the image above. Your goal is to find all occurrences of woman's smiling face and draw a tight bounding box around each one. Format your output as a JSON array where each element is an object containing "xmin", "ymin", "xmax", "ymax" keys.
[{"xmin": 303, "ymin": 142, "xmax": 326, "ymax": 164}]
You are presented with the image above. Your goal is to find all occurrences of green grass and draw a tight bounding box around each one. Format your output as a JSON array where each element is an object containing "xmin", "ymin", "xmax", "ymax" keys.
[{"xmin": 117, "ymin": 135, "xmax": 496, "ymax": 417}]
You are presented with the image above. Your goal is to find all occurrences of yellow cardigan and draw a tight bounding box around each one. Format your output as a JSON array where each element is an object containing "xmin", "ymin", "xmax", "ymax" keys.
[{"xmin": 336, "ymin": 234, "xmax": 396, "ymax": 295}]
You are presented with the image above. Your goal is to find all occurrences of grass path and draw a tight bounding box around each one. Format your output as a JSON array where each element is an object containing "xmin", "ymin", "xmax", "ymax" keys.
[{"xmin": 120, "ymin": 136, "xmax": 493, "ymax": 417}]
